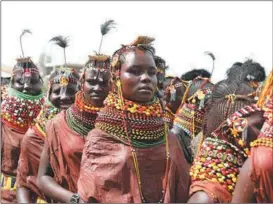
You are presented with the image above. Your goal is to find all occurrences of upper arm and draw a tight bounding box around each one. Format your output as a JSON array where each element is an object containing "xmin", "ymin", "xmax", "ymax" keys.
[
  {"xmin": 37, "ymin": 140, "xmax": 54, "ymax": 185},
  {"xmin": 232, "ymin": 158, "xmax": 255, "ymax": 203}
]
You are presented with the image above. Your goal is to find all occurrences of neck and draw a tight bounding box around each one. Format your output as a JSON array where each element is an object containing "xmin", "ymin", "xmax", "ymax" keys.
[
  {"xmin": 66, "ymin": 91, "xmax": 102, "ymax": 136},
  {"xmin": 35, "ymin": 100, "xmax": 60, "ymax": 137}
]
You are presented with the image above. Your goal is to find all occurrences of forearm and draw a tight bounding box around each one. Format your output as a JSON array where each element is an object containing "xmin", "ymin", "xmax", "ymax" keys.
[
  {"xmin": 17, "ymin": 186, "xmax": 31, "ymax": 203},
  {"xmin": 38, "ymin": 175, "xmax": 74, "ymax": 203}
]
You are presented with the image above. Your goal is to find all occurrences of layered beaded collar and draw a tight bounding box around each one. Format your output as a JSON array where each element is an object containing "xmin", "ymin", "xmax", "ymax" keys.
[
  {"xmin": 174, "ymin": 103, "xmax": 204, "ymax": 137},
  {"xmin": 1, "ymin": 86, "xmax": 44, "ymax": 133},
  {"xmin": 164, "ymin": 107, "xmax": 175, "ymax": 129},
  {"xmin": 95, "ymin": 92, "xmax": 166, "ymax": 148},
  {"xmin": 34, "ymin": 100, "xmax": 60, "ymax": 137},
  {"xmin": 66, "ymin": 91, "xmax": 102, "ymax": 137}
]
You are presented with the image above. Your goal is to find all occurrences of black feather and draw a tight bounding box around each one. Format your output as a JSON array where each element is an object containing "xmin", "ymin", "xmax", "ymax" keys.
[
  {"xmin": 20, "ymin": 29, "xmax": 32, "ymax": 38},
  {"xmin": 20, "ymin": 29, "xmax": 32, "ymax": 58},
  {"xmin": 50, "ymin": 36, "xmax": 70, "ymax": 49},
  {"xmin": 100, "ymin": 20, "xmax": 116, "ymax": 36}
]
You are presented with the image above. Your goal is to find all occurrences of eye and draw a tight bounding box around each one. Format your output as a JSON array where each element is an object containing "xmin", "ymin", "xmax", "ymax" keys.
[
  {"xmin": 128, "ymin": 67, "xmax": 141, "ymax": 75},
  {"xmin": 148, "ymin": 68, "xmax": 157, "ymax": 76},
  {"xmin": 67, "ymin": 87, "xmax": 77, "ymax": 95},
  {"xmin": 52, "ymin": 88, "xmax": 60, "ymax": 94},
  {"xmin": 87, "ymin": 79, "xmax": 96, "ymax": 85},
  {"xmin": 16, "ymin": 78, "xmax": 24, "ymax": 85}
]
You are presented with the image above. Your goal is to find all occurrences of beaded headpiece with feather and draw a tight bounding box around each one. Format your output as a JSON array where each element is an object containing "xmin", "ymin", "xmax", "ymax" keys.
[
  {"xmin": 49, "ymin": 35, "xmax": 79, "ymax": 88},
  {"xmin": 12, "ymin": 29, "xmax": 41, "ymax": 80}
]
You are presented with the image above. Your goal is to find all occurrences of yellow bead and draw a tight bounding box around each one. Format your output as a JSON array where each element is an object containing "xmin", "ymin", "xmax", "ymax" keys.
[
  {"xmin": 228, "ymin": 185, "xmax": 233, "ymax": 190},
  {"xmin": 232, "ymin": 177, "xmax": 237, "ymax": 183},
  {"xmin": 211, "ymin": 178, "xmax": 217, "ymax": 182},
  {"xmin": 216, "ymin": 173, "xmax": 222, "ymax": 178}
]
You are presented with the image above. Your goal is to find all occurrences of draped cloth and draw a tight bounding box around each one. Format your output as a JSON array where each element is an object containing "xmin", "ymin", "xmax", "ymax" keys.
[
  {"xmin": 1, "ymin": 124, "xmax": 24, "ymax": 203},
  {"xmin": 16, "ymin": 126, "xmax": 48, "ymax": 202},
  {"xmin": 77, "ymin": 128, "xmax": 191, "ymax": 203},
  {"xmin": 45, "ymin": 111, "xmax": 85, "ymax": 193},
  {"xmin": 250, "ymin": 95, "xmax": 273, "ymax": 202},
  {"xmin": 250, "ymin": 145, "xmax": 273, "ymax": 202}
]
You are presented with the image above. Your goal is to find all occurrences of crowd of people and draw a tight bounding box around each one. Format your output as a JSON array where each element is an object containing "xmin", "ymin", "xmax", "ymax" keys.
[{"xmin": 1, "ymin": 22, "xmax": 272, "ymax": 204}]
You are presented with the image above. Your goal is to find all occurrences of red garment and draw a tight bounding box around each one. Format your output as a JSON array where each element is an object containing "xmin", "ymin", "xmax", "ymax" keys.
[
  {"xmin": 250, "ymin": 146, "xmax": 273, "ymax": 202},
  {"xmin": 1, "ymin": 123, "xmax": 25, "ymax": 203},
  {"xmin": 78, "ymin": 128, "xmax": 191, "ymax": 203},
  {"xmin": 16, "ymin": 126, "xmax": 47, "ymax": 202},
  {"xmin": 45, "ymin": 111, "xmax": 85, "ymax": 193}
]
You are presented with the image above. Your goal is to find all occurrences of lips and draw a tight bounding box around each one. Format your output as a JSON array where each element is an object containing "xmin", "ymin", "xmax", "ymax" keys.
[
  {"xmin": 90, "ymin": 94, "xmax": 105, "ymax": 99},
  {"xmin": 138, "ymin": 85, "xmax": 153, "ymax": 92}
]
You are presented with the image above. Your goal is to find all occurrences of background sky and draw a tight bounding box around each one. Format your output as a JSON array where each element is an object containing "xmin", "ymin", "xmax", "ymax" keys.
[{"xmin": 1, "ymin": 1, "xmax": 272, "ymax": 83}]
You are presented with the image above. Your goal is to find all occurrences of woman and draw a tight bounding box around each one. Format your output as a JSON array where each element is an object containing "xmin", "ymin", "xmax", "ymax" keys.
[
  {"xmin": 163, "ymin": 77, "xmax": 188, "ymax": 128},
  {"xmin": 16, "ymin": 67, "xmax": 80, "ymax": 203},
  {"xmin": 232, "ymin": 71, "xmax": 273, "ymax": 203},
  {"xmin": 37, "ymin": 53, "xmax": 111, "ymax": 203},
  {"xmin": 172, "ymin": 76, "xmax": 214, "ymax": 163},
  {"xmin": 1, "ymin": 57, "xmax": 44, "ymax": 203},
  {"xmin": 77, "ymin": 36, "xmax": 191, "ymax": 203},
  {"xmin": 154, "ymin": 55, "xmax": 167, "ymax": 98},
  {"xmin": 187, "ymin": 79, "xmax": 265, "ymax": 203}
]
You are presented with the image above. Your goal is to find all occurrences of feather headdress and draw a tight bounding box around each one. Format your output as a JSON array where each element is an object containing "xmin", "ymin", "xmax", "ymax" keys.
[
  {"xmin": 204, "ymin": 51, "xmax": 216, "ymax": 79},
  {"xmin": 49, "ymin": 35, "xmax": 79, "ymax": 87},
  {"xmin": 98, "ymin": 19, "xmax": 116, "ymax": 54},
  {"xmin": 50, "ymin": 35, "xmax": 70, "ymax": 67},
  {"xmin": 13, "ymin": 29, "xmax": 40, "ymax": 77}
]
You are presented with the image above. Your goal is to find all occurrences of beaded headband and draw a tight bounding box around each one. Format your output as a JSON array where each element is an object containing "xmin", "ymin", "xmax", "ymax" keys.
[
  {"xmin": 80, "ymin": 54, "xmax": 111, "ymax": 84},
  {"xmin": 111, "ymin": 36, "xmax": 155, "ymax": 76},
  {"xmin": 12, "ymin": 57, "xmax": 40, "ymax": 77},
  {"xmin": 49, "ymin": 68, "xmax": 78, "ymax": 87}
]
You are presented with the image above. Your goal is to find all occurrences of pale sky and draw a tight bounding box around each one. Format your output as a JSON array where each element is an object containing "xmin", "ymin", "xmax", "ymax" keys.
[{"xmin": 1, "ymin": 1, "xmax": 272, "ymax": 83}]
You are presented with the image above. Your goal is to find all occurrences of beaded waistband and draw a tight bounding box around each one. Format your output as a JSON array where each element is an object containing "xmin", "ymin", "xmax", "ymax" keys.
[{"xmin": 1, "ymin": 173, "xmax": 16, "ymax": 190}]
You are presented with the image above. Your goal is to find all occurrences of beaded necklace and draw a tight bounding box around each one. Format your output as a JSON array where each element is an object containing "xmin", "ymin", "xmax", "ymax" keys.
[
  {"xmin": 96, "ymin": 92, "xmax": 165, "ymax": 144},
  {"xmin": 66, "ymin": 91, "xmax": 102, "ymax": 137},
  {"xmin": 35, "ymin": 100, "xmax": 60, "ymax": 137},
  {"xmin": 174, "ymin": 103, "xmax": 204, "ymax": 138},
  {"xmin": 164, "ymin": 107, "xmax": 175, "ymax": 129},
  {"xmin": 1, "ymin": 84, "xmax": 8, "ymax": 100},
  {"xmin": 1, "ymin": 86, "xmax": 44, "ymax": 133},
  {"xmin": 96, "ymin": 90, "xmax": 170, "ymax": 203}
]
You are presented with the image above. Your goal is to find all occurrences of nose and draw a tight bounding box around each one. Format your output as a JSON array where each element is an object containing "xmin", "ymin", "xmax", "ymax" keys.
[
  {"xmin": 60, "ymin": 87, "xmax": 71, "ymax": 102},
  {"xmin": 140, "ymin": 72, "xmax": 152, "ymax": 83},
  {"xmin": 23, "ymin": 81, "xmax": 32, "ymax": 94},
  {"xmin": 93, "ymin": 84, "xmax": 103, "ymax": 93}
]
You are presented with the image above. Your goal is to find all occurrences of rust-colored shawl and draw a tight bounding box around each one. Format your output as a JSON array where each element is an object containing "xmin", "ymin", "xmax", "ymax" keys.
[
  {"xmin": 77, "ymin": 128, "xmax": 191, "ymax": 203},
  {"xmin": 16, "ymin": 127, "xmax": 47, "ymax": 202},
  {"xmin": 45, "ymin": 111, "xmax": 85, "ymax": 193},
  {"xmin": 1, "ymin": 123, "xmax": 25, "ymax": 203}
]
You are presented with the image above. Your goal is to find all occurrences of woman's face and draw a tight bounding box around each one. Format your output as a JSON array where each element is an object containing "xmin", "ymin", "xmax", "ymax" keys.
[
  {"xmin": 49, "ymin": 82, "xmax": 78, "ymax": 111},
  {"xmin": 82, "ymin": 68, "xmax": 111, "ymax": 107},
  {"xmin": 11, "ymin": 71, "xmax": 42, "ymax": 95},
  {"xmin": 120, "ymin": 50, "xmax": 157, "ymax": 103}
]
